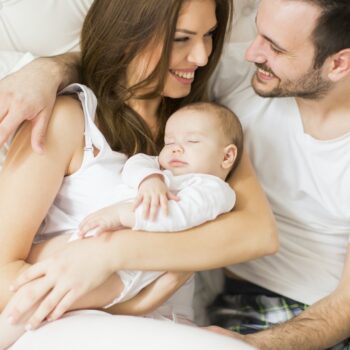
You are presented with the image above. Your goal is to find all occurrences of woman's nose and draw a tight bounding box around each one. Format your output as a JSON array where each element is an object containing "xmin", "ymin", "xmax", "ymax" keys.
[{"xmin": 188, "ymin": 40, "xmax": 211, "ymax": 67}]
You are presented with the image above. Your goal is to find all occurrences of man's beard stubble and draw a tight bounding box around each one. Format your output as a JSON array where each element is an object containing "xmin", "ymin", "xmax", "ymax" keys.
[{"xmin": 252, "ymin": 62, "xmax": 332, "ymax": 100}]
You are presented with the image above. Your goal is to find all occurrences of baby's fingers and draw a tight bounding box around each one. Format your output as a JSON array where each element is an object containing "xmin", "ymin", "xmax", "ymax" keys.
[
  {"xmin": 149, "ymin": 195, "xmax": 160, "ymax": 221},
  {"xmin": 160, "ymin": 194, "xmax": 169, "ymax": 216},
  {"xmin": 142, "ymin": 196, "xmax": 151, "ymax": 219},
  {"xmin": 78, "ymin": 220, "xmax": 99, "ymax": 238},
  {"xmin": 132, "ymin": 195, "xmax": 144, "ymax": 211},
  {"xmin": 167, "ymin": 192, "xmax": 180, "ymax": 201}
]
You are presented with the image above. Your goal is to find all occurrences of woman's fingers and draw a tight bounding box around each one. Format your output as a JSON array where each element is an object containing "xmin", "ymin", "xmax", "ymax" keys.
[
  {"xmin": 8, "ymin": 278, "xmax": 52, "ymax": 324},
  {"xmin": 47, "ymin": 289, "xmax": 80, "ymax": 322},
  {"xmin": 10, "ymin": 262, "xmax": 46, "ymax": 292},
  {"xmin": 25, "ymin": 286, "xmax": 69, "ymax": 329}
]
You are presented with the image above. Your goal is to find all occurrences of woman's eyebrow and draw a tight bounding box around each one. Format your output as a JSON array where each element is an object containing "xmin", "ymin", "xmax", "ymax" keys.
[{"xmin": 176, "ymin": 24, "xmax": 218, "ymax": 35}]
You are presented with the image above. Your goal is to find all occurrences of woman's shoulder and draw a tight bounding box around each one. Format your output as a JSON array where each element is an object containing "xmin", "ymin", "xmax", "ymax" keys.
[{"xmin": 45, "ymin": 95, "xmax": 85, "ymax": 145}]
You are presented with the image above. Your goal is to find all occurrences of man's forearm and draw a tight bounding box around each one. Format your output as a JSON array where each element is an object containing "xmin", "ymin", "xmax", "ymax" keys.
[
  {"xmin": 45, "ymin": 52, "xmax": 81, "ymax": 91},
  {"xmin": 245, "ymin": 290, "xmax": 350, "ymax": 350}
]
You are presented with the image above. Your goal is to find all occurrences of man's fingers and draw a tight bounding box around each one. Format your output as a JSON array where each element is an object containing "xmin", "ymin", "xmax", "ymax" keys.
[
  {"xmin": 0, "ymin": 105, "xmax": 8, "ymax": 123},
  {"xmin": 30, "ymin": 110, "xmax": 50, "ymax": 154},
  {"xmin": 0, "ymin": 113, "xmax": 23, "ymax": 149}
]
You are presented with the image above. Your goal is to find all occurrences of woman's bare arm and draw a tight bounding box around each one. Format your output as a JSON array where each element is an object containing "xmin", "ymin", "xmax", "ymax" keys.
[
  {"xmin": 101, "ymin": 151, "xmax": 278, "ymax": 272},
  {"xmin": 0, "ymin": 95, "xmax": 84, "ymax": 310}
]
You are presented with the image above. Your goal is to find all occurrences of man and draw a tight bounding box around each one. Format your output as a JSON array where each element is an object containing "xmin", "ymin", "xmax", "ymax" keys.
[{"xmin": 209, "ymin": 1, "xmax": 350, "ymax": 349}]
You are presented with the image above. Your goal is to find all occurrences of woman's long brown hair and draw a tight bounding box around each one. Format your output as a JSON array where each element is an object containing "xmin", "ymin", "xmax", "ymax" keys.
[{"xmin": 81, "ymin": 0, "xmax": 233, "ymax": 156}]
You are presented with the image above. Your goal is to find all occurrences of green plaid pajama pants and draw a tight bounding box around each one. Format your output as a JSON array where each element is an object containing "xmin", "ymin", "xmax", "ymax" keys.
[{"xmin": 208, "ymin": 278, "xmax": 350, "ymax": 350}]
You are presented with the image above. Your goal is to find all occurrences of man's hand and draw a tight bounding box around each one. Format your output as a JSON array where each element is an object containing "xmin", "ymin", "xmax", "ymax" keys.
[
  {"xmin": 134, "ymin": 174, "xmax": 179, "ymax": 221},
  {"xmin": 0, "ymin": 52, "xmax": 80, "ymax": 152},
  {"xmin": 0, "ymin": 57, "xmax": 62, "ymax": 152}
]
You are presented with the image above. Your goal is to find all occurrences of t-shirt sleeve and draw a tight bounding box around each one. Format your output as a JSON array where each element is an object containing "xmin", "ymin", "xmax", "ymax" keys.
[{"xmin": 0, "ymin": 51, "xmax": 36, "ymax": 80}]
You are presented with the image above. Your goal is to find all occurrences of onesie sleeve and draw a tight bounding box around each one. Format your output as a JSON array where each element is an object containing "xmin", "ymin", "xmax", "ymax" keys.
[
  {"xmin": 133, "ymin": 176, "xmax": 236, "ymax": 232},
  {"xmin": 121, "ymin": 153, "xmax": 168, "ymax": 189}
]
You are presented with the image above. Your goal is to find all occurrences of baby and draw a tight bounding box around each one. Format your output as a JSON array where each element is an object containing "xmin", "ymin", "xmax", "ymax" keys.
[
  {"xmin": 77, "ymin": 101, "xmax": 244, "ymax": 318},
  {"xmin": 1, "ymin": 101, "xmax": 243, "ymax": 349}
]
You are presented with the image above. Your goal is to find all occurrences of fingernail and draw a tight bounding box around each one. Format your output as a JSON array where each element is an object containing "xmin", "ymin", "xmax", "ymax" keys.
[
  {"xmin": 7, "ymin": 316, "xmax": 14, "ymax": 324},
  {"xmin": 9, "ymin": 285, "xmax": 14, "ymax": 292},
  {"xmin": 25, "ymin": 324, "xmax": 32, "ymax": 331}
]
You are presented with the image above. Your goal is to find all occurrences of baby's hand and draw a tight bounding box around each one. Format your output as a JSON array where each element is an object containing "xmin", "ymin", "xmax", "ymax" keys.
[
  {"xmin": 134, "ymin": 174, "xmax": 179, "ymax": 221},
  {"xmin": 79, "ymin": 203, "xmax": 124, "ymax": 238}
]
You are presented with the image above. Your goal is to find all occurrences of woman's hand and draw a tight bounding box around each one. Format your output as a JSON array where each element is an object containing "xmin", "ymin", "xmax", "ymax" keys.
[
  {"xmin": 134, "ymin": 174, "xmax": 179, "ymax": 221},
  {"xmin": 7, "ymin": 237, "xmax": 114, "ymax": 330}
]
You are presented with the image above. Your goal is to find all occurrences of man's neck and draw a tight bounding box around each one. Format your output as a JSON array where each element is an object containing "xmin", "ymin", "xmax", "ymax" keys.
[{"xmin": 296, "ymin": 80, "xmax": 350, "ymax": 140}]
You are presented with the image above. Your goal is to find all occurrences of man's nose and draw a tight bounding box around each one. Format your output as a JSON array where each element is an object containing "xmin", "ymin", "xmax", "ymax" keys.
[{"xmin": 245, "ymin": 35, "xmax": 268, "ymax": 64}]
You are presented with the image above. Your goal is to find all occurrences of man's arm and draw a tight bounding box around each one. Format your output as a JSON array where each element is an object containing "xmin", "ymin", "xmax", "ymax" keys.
[
  {"xmin": 0, "ymin": 52, "xmax": 80, "ymax": 151},
  {"xmin": 219, "ymin": 245, "xmax": 350, "ymax": 350}
]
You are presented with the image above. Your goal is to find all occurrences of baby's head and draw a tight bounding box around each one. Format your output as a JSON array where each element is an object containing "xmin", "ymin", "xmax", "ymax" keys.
[{"xmin": 159, "ymin": 102, "xmax": 243, "ymax": 180}]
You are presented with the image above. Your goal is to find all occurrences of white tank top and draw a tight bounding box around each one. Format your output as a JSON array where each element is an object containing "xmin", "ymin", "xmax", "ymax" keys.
[{"xmin": 35, "ymin": 84, "xmax": 127, "ymax": 242}]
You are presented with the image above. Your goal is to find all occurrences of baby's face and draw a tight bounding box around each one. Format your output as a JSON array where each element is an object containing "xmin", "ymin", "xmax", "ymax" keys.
[{"xmin": 159, "ymin": 109, "xmax": 227, "ymax": 178}]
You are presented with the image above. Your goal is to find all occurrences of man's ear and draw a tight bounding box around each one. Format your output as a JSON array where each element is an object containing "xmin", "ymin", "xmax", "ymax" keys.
[
  {"xmin": 327, "ymin": 49, "xmax": 350, "ymax": 82},
  {"xmin": 222, "ymin": 144, "xmax": 237, "ymax": 170}
]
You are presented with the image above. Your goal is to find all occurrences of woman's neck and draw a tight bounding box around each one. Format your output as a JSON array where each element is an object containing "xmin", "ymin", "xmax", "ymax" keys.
[{"xmin": 129, "ymin": 97, "xmax": 161, "ymax": 138}]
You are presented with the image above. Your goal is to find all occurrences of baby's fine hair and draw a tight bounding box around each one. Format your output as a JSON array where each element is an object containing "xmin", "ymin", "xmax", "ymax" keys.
[{"xmin": 179, "ymin": 102, "xmax": 244, "ymax": 175}]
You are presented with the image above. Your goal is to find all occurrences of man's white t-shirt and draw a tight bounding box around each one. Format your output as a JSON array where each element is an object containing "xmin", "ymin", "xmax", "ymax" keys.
[{"xmin": 211, "ymin": 43, "xmax": 350, "ymax": 305}]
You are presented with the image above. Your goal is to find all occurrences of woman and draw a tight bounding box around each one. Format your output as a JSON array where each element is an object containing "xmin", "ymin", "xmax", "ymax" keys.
[{"xmin": 0, "ymin": 0, "xmax": 276, "ymax": 347}]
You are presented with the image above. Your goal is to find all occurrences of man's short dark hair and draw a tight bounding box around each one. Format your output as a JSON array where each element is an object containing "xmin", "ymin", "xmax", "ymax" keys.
[{"xmin": 294, "ymin": 0, "xmax": 350, "ymax": 68}]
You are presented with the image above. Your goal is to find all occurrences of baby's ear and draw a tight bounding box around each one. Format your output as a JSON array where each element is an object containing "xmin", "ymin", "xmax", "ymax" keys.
[{"xmin": 222, "ymin": 144, "xmax": 237, "ymax": 169}]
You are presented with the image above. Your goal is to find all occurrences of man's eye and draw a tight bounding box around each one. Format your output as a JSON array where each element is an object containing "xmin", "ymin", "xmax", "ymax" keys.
[
  {"xmin": 270, "ymin": 45, "xmax": 282, "ymax": 54},
  {"xmin": 188, "ymin": 140, "xmax": 199, "ymax": 143}
]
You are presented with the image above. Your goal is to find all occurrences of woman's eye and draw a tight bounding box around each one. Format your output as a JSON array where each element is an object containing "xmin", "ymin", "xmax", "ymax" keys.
[
  {"xmin": 174, "ymin": 36, "xmax": 190, "ymax": 43},
  {"xmin": 188, "ymin": 140, "xmax": 199, "ymax": 144},
  {"xmin": 205, "ymin": 29, "xmax": 216, "ymax": 38}
]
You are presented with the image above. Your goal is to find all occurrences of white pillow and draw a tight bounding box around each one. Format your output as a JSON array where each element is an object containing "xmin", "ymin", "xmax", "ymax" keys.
[{"xmin": 12, "ymin": 310, "xmax": 256, "ymax": 350}]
